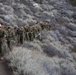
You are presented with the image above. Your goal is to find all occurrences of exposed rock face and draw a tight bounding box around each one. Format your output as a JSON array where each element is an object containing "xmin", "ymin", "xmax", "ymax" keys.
[{"xmin": 1, "ymin": 0, "xmax": 76, "ymax": 75}]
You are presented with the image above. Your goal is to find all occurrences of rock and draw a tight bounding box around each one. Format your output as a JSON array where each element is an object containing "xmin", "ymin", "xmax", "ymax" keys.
[
  {"xmin": 66, "ymin": 23, "xmax": 76, "ymax": 31},
  {"xmin": 25, "ymin": 19, "xmax": 36, "ymax": 25},
  {"xmin": 68, "ymin": 30, "xmax": 76, "ymax": 37},
  {"xmin": 72, "ymin": 12, "xmax": 76, "ymax": 19},
  {"xmin": 43, "ymin": 43, "xmax": 73, "ymax": 60},
  {"xmin": 58, "ymin": 26, "xmax": 69, "ymax": 35},
  {"xmin": 23, "ymin": 7, "xmax": 33, "ymax": 15},
  {"xmin": 49, "ymin": 31, "xmax": 59, "ymax": 41},
  {"xmin": 16, "ymin": 18, "xmax": 26, "ymax": 26},
  {"xmin": 72, "ymin": 53, "xmax": 76, "ymax": 61},
  {"xmin": 2, "ymin": 15, "xmax": 16, "ymax": 25}
]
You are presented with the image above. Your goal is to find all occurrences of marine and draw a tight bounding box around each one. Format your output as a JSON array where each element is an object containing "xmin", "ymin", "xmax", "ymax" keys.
[
  {"xmin": 16, "ymin": 26, "xmax": 24, "ymax": 45},
  {"xmin": 6, "ymin": 26, "xmax": 15, "ymax": 50},
  {"xmin": 24, "ymin": 25, "xmax": 30, "ymax": 41},
  {"xmin": 32, "ymin": 25, "xmax": 37, "ymax": 39},
  {"xmin": 0, "ymin": 24, "xmax": 7, "ymax": 57},
  {"xmin": 45, "ymin": 21, "xmax": 51, "ymax": 30},
  {"xmin": 39, "ymin": 22, "xmax": 45, "ymax": 30},
  {"xmin": 28, "ymin": 26, "xmax": 34, "ymax": 41}
]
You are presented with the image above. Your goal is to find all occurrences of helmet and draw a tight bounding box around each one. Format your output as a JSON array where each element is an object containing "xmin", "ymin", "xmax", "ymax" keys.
[{"xmin": 7, "ymin": 26, "xmax": 13, "ymax": 29}]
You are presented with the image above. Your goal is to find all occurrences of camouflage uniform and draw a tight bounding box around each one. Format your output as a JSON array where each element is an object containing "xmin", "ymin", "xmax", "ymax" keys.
[
  {"xmin": 28, "ymin": 27, "xmax": 34, "ymax": 41},
  {"xmin": 37, "ymin": 25, "xmax": 42, "ymax": 33},
  {"xmin": 45, "ymin": 22, "xmax": 51, "ymax": 30},
  {"xmin": 0, "ymin": 25, "xmax": 7, "ymax": 55},
  {"xmin": 35, "ymin": 24, "xmax": 42, "ymax": 40},
  {"xmin": 24, "ymin": 25, "xmax": 29, "ymax": 41},
  {"xmin": 31, "ymin": 22, "xmax": 42, "ymax": 40},
  {"xmin": 33, "ymin": 26, "xmax": 38, "ymax": 39},
  {"xmin": 6, "ymin": 26, "xmax": 15, "ymax": 50},
  {"xmin": 16, "ymin": 26, "xmax": 24, "ymax": 45},
  {"xmin": 40, "ymin": 22, "xmax": 45, "ymax": 30},
  {"xmin": 37, "ymin": 25, "xmax": 42, "ymax": 39}
]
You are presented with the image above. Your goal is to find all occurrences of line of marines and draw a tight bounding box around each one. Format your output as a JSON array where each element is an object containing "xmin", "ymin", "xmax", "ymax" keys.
[{"xmin": 0, "ymin": 21, "xmax": 51, "ymax": 57}]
